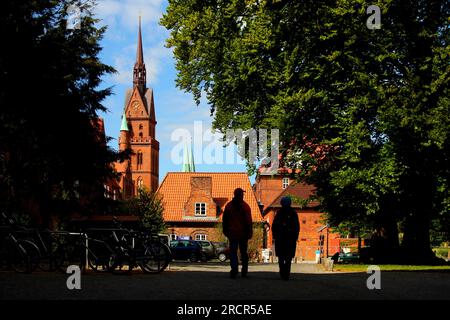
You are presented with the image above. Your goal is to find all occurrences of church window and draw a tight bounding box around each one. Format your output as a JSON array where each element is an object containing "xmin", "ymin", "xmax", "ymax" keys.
[
  {"xmin": 137, "ymin": 151, "xmax": 143, "ymax": 168},
  {"xmin": 282, "ymin": 178, "xmax": 289, "ymax": 189}
]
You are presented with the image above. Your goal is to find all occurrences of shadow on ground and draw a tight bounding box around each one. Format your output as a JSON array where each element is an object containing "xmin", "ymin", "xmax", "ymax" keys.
[{"xmin": 1, "ymin": 266, "xmax": 449, "ymax": 300}]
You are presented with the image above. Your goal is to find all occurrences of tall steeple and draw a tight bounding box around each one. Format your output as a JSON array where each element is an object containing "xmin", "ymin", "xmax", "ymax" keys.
[{"xmin": 133, "ymin": 16, "xmax": 146, "ymax": 94}]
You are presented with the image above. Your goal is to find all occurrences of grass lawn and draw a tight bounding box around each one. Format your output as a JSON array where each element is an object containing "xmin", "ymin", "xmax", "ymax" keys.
[{"xmin": 333, "ymin": 264, "xmax": 450, "ymax": 272}]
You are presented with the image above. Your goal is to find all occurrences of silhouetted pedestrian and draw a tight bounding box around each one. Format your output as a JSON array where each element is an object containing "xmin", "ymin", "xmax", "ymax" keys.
[
  {"xmin": 223, "ymin": 188, "xmax": 253, "ymax": 278},
  {"xmin": 272, "ymin": 196, "xmax": 299, "ymax": 280}
]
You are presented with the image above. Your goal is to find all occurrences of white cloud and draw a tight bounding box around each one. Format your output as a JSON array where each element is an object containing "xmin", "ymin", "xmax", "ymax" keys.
[{"xmin": 95, "ymin": 0, "xmax": 164, "ymax": 30}]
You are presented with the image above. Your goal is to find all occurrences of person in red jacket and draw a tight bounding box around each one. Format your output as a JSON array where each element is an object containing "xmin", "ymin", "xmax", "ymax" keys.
[{"xmin": 222, "ymin": 188, "xmax": 253, "ymax": 278}]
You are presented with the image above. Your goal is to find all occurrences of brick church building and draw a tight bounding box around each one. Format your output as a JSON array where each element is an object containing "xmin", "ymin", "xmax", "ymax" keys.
[{"xmin": 114, "ymin": 17, "xmax": 159, "ymax": 198}]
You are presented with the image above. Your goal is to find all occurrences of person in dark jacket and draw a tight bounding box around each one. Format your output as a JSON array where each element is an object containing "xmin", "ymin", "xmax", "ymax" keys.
[
  {"xmin": 223, "ymin": 188, "xmax": 253, "ymax": 278},
  {"xmin": 272, "ymin": 196, "xmax": 300, "ymax": 280}
]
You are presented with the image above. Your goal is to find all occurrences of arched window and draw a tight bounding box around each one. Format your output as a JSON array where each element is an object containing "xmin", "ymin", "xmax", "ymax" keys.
[
  {"xmin": 138, "ymin": 124, "xmax": 144, "ymax": 139},
  {"xmin": 137, "ymin": 151, "xmax": 143, "ymax": 169}
]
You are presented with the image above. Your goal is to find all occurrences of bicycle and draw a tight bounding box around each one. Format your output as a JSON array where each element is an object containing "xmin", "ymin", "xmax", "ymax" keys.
[
  {"xmin": 106, "ymin": 218, "xmax": 172, "ymax": 274},
  {"xmin": 0, "ymin": 213, "xmax": 40, "ymax": 273}
]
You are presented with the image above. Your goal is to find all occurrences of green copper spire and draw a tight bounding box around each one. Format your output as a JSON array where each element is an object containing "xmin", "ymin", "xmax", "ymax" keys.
[
  {"xmin": 182, "ymin": 141, "xmax": 195, "ymax": 172},
  {"xmin": 188, "ymin": 142, "xmax": 195, "ymax": 172},
  {"xmin": 120, "ymin": 112, "xmax": 128, "ymax": 131}
]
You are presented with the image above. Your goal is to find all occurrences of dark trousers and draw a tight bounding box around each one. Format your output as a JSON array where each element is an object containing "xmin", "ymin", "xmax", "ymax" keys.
[
  {"xmin": 278, "ymin": 256, "xmax": 292, "ymax": 279},
  {"xmin": 229, "ymin": 239, "xmax": 249, "ymax": 274}
]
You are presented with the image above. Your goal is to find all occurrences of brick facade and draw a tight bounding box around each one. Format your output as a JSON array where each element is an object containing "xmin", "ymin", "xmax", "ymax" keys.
[
  {"xmin": 158, "ymin": 172, "xmax": 263, "ymax": 242},
  {"xmin": 256, "ymin": 173, "xmax": 342, "ymax": 261}
]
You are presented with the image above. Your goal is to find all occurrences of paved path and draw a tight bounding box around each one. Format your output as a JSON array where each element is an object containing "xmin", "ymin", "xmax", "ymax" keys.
[{"xmin": 1, "ymin": 262, "xmax": 449, "ymax": 300}]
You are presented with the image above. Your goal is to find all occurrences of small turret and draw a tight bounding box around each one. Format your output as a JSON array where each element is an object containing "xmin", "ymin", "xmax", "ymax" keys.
[{"xmin": 119, "ymin": 112, "xmax": 129, "ymax": 151}]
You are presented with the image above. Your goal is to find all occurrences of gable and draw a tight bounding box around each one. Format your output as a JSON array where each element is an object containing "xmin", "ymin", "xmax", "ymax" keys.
[
  {"xmin": 158, "ymin": 172, "xmax": 263, "ymax": 222},
  {"xmin": 124, "ymin": 87, "xmax": 148, "ymax": 118}
]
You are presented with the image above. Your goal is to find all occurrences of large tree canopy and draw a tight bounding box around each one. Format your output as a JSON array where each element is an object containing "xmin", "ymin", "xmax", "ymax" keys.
[
  {"xmin": 0, "ymin": 0, "xmax": 117, "ymax": 225},
  {"xmin": 161, "ymin": 0, "xmax": 450, "ymax": 263}
]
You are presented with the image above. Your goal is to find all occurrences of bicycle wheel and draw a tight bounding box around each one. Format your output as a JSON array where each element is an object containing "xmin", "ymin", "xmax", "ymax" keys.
[
  {"xmin": 54, "ymin": 242, "xmax": 85, "ymax": 273},
  {"xmin": 88, "ymin": 247, "xmax": 112, "ymax": 273},
  {"xmin": 108, "ymin": 251, "xmax": 132, "ymax": 275},
  {"xmin": 11, "ymin": 239, "xmax": 40, "ymax": 273},
  {"xmin": 139, "ymin": 241, "xmax": 171, "ymax": 273}
]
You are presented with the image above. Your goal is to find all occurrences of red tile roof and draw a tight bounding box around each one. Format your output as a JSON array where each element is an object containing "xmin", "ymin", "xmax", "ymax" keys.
[
  {"xmin": 263, "ymin": 182, "xmax": 320, "ymax": 214},
  {"xmin": 157, "ymin": 172, "xmax": 263, "ymax": 222}
]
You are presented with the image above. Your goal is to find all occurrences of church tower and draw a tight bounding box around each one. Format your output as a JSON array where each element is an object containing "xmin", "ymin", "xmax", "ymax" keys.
[{"xmin": 118, "ymin": 17, "xmax": 159, "ymax": 196}]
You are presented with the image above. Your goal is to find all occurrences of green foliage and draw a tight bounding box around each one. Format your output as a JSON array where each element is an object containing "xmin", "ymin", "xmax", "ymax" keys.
[
  {"xmin": 0, "ymin": 0, "xmax": 118, "ymax": 224},
  {"xmin": 286, "ymin": 194, "xmax": 312, "ymax": 209},
  {"xmin": 123, "ymin": 188, "xmax": 166, "ymax": 235},
  {"xmin": 162, "ymin": 0, "xmax": 450, "ymax": 262},
  {"xmin": 432, "ymin": 247, "xmax": 449, "ymax": 260},
  {"xmin": 248, "ymin": 224, "xmax": 264, "ymax": 262},
  {"xmin": 215, "ymin": 222, "xmax": 229, "ymax": 243}
]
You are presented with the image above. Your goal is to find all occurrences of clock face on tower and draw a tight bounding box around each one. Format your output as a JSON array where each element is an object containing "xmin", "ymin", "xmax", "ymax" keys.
[{"xmin": 132, "ymin": 101, "xmax": 140, "ymax": 111}]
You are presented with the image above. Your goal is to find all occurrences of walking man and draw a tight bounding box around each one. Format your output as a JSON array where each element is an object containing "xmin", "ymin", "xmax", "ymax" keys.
[
  {"xmin": 272, "ymin": 196, "xmax": 300, "ymax": 280},
  {"xmin": 223, "ymin": 188, "xmax": 253, "ymax": 278}
]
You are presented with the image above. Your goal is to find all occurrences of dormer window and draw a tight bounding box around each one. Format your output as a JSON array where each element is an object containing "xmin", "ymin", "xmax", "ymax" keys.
[{"xmin": 195, "ymin": 203, "xmax": 206, "ymax": 216}]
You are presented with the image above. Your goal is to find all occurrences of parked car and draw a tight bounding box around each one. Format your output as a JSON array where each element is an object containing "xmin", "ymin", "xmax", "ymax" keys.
[
  {"xmin": 337, "ymin": 252, "xmax": 360, "ymax": 264},
  {"xmin": 169, "ymin": 240, "xmax": 206, "ymax": 262},
  {"xmin": 195, "ymin": 240, "xmax": 216, "ymax": 260},
  {"xmin": 212, "ymin": 242, "xmax": 230, "ymax": 262}
]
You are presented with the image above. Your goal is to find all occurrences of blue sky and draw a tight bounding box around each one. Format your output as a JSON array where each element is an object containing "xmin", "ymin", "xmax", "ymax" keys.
[{"xmin": 93, "ymin": 0, "xmax": 254, "ymax": 182}]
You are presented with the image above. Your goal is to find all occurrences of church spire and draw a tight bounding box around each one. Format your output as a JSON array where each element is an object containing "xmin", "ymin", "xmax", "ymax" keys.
[
  {"xmin": 133, "ymin": 16, "xmax": 146, "ymax": 94},
  {"xmin": 182, "ymin": 141, "xmax": 196, "ymax": 172}
]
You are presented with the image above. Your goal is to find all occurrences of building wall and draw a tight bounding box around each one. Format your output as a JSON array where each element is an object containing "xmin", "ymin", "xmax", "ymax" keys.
[
  {"xmin": 255, "ymin": 175, "xmax": 291, "ymax": 209},
  {"xmin": 167, "ymin": 223, "xmax": 225, "ymax": 242},
  {"xmin": 183, "ymin": 177, "xmax": 219, "ymax": 219},
  {"xmin": 266, "ymin": 208, "xmax": 341, "ymax": 261}
]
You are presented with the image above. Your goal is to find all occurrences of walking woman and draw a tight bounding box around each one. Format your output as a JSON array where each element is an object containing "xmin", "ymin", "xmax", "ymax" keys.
[{"xmin": 272, "ymin": 196, "xmax": 300, "ymax": 280}]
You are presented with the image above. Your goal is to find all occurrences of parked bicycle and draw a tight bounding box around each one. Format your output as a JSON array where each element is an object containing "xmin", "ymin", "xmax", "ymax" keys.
[
  {"xmin": 0, "ymin": 213, "xmax": 40, "ymax": 273},
  {"xmin": 105, "ymin": 217, "xmax": 172, "ymax": 274}
]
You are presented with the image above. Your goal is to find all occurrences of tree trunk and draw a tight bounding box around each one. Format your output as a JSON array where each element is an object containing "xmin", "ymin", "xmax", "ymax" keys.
[{"xmin": 402, "ymin": 212, "xmax": 434, "ymax": 264}]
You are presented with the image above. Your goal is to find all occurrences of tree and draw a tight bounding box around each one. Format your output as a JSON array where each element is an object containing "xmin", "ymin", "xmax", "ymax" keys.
[
  {"xmin": 123, "ymin": 188, "xmax": 166, "ymax": 235},
  {"xmin": 0, "ymin": 0, "xmax": 118, "ymax": 226},
  {"xmin": 162, "ymin": 0, "xmax": 449, "ymax": 263}
]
